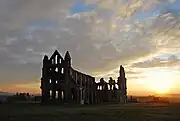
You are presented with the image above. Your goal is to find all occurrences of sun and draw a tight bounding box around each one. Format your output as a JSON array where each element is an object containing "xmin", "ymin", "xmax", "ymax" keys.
[{"xmin": 144, "ymin": 70, "xmax": 175, "ymax": 94}]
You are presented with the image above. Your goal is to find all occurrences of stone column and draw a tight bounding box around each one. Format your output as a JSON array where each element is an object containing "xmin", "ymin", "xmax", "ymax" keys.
[
  {"xmin": 58, "ymin": 90, "xmax": 62, "ymax": 100},
  {"xmin": 80, "ymin": 87, "xmax": 84, "ymax": 105}
]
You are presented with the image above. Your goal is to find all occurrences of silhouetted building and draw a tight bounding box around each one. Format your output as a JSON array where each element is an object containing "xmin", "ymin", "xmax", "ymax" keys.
[
  {"xmin": 117, "ymin": 65, "xmax": 127, "ymax": 103},
  {"xmin": 40, "ymin": 50, "xmax": 127, "ymax": 104}
]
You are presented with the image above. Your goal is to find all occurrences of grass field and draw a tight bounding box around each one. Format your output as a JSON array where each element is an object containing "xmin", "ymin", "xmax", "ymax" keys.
[{"xmin": 0, "ymin": 103, "xmax": 180, "ymax": 121}]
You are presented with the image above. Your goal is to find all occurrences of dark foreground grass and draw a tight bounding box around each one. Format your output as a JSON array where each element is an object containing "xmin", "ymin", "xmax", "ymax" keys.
[{"xmin": 0, "ymin": 103, "xmax": 180, "ymax": 121}]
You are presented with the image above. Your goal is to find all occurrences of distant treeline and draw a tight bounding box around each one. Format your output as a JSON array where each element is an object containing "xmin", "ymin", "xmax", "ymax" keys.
[{"xmin": 0, "ymin": 92, "xmax": 42, "ymax": 104}]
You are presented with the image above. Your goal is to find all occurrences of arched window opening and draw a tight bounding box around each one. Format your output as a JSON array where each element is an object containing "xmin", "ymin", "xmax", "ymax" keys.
[
  {"xmin": 61, "ymin": 91, "xmax": 64, "ymax": 100},
  {"xmin": 55, "ymin": 55, "xmax": 58, "ymax": 64},
  {"xmin": 61, "ymin": 68, "xmax": 64, "ymax": 74},
  {"xmin": 55, "ymin": 91, "xmax": 58, "ymax": 99},
  {"xmin": 55, "ymin": 68, "xmax": 58, "ymax": 72},
  {"xmin": 50, "ymin": 90, "xmax": 52, "ymax": 99}
]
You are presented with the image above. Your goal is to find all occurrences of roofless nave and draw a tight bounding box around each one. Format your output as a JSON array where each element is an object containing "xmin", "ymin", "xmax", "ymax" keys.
[{"xmin": 41, "ymin": 50, "xmax": 127, "ymax": 104}]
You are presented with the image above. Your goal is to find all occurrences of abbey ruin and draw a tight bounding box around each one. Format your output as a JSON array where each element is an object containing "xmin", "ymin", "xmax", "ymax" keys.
[{"xmin": 40, "ymin": 50, "xmax": 127, "ymax": 104}]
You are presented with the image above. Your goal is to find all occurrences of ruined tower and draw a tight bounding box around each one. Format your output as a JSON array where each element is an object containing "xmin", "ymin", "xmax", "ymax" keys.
[{"xmin": 118, "ymin": 65, "xmax": 127, "ymax": 103}]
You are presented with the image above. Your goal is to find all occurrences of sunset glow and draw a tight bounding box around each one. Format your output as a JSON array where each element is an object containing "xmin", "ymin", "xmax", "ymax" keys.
[{"xmin": 144, "ymin": 70, "xmax": 176, "ymax": 94}]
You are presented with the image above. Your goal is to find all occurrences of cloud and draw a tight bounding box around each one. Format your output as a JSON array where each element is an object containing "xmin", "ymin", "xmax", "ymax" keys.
[
  {"xmin": 132, "ymin": 54, "xmax": 180, "ymax": 68},
  {"xmin": 0, "ymin": 0, "xmax": 74, "ymax": 30},
  {"xmin": 0, "ymin": 0, "xmax": 180, "ymax": 94}
]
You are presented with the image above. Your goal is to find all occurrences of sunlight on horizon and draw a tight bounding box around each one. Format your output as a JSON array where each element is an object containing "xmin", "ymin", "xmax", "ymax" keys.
[{"xmin": 143, "ymin": 70, "xmax": 177, "ymax": 95}]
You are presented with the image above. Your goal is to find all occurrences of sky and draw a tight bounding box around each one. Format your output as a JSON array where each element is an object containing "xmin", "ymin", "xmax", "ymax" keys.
[{"xmin": 0, "ymin": 0, "xmax": 180, "ymax": 96}]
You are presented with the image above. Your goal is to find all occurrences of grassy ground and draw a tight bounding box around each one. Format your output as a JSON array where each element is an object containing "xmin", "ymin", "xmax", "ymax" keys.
[{"xmin": 0, "ymin": 103, "xmax": 180, "ymax": 121}]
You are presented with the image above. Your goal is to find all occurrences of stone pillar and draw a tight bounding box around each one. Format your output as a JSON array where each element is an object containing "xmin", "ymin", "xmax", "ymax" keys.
[
  {"xmin": 47, "ymin": 89, "xmax": 50, "ymax": 101},
  {"xmin": 52, "ymin": 90, "xmax": 56, "ymax": 100},
  {"xmin": 77, "ymin": 88, "xmax": 80, "ymax": 104},
  {"xmin": 80, "ymin": 87, "xmax": 84, "ymax": 105},
  {"xmin": 64, "ymin": 51, "xmax": 72, "ymax": 103},
  {"xmin": 41, "ymin": 55, "xmax": 49, "ymax": 104},
  {"xmin": 119, "ymin": 65, "xmax": 127, "ymax": 104},
  {"xmin": 58, "ymin": 90, "xmax": 62, "ymax": 100}
]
